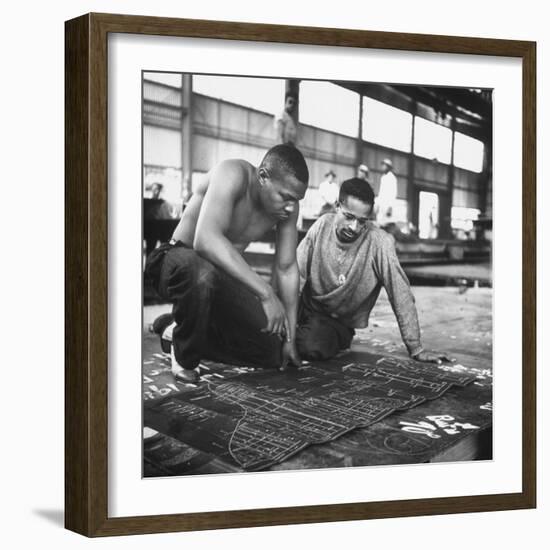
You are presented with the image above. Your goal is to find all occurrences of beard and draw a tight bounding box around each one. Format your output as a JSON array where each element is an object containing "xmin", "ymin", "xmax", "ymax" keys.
[{"xmin": 336, "ymin": 226, "xmax": 360, "ymax": 243}]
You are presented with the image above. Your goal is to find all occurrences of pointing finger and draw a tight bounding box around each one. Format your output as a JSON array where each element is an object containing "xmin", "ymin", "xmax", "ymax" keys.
[{"xmin": 284, "ymin": 317, "xmax": 291, "ymax": 343}]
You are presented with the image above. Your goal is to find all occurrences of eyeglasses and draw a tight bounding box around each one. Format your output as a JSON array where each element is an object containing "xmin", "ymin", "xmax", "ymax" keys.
[{"xmin": 338, "ymin": 205, "xmax": 369, "ymax": 226}]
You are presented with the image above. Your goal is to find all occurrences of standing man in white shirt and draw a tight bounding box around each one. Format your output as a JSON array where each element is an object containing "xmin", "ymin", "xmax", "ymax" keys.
[
  {"xmin": 318, "ymin": 170, "xmax": 339, "ymax": 216},
  {"xmin": 356, "ymin": 163, "xmax": 370, "ymax": 182},
  {"xmin": 376, "ymin": 158, "xmax": 398, "ymax": 226}
]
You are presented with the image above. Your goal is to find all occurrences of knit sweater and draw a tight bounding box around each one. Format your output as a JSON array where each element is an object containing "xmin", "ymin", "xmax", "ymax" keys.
[{"xmin": 297, "ymin": 214, "xmax": 422, "ymax": 356}]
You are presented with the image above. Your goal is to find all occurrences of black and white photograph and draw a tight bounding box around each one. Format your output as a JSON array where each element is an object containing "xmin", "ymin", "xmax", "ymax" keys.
[
  {"xmin": 2, "ymin": 0, "xmax": 545, "ymax": 543},
  {"xmin": 141, "ymin": 71, "xmax": 493, "ymax": 476}
]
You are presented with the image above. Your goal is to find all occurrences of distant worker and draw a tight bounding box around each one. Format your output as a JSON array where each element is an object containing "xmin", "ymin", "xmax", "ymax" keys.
[
  {"xmin": 376, "ymin": 158, "xmax": 398, "ymax": 226},
  {"xmin": 144, "ymin": 183, "xmax": 174, "ymax": 255},
  {"xmin": 274, "ymin": 91, "xmax": 299, "ymax": 146},
  {"xmin": 357, "ymin": 163, "xmax": 370, "ymax": 182},
  {"xmin": 146, "ymin": 183, "xmax": 173, "ymax": 219},
  {"xmin": 318, "ymin": 170, "xmax": 339, "ymax": 216}
]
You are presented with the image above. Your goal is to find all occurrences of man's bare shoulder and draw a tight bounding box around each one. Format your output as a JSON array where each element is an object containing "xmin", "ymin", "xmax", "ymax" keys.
[
  {"xmin": 206, "ymin": 159, "xmax": 253, "ymax": 196},
  {"xmin": 212, "ymin": 159, "xmax": 253, "ymax": 181},
  {"xmin": 217, "ymin": 158, "xmax": 253, "ymax": 170}
]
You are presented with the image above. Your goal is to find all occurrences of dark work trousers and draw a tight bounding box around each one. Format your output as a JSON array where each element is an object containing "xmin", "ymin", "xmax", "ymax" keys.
[
  {"xmin": 296, "ymin": 286, "xmax": 355, "ymax": 361},
  {"xmin": 145, "ymin": 242, "xmax": 282, "ymax": 371}
]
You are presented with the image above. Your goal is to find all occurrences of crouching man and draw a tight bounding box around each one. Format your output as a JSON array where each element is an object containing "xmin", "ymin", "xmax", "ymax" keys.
[
  {"xmin": 295, "ymin": 177, "xmax": 452, "ymax": 364},
  {"xmin": 145, "ymin": 145, "xmax": 308, "ymax": 382}
]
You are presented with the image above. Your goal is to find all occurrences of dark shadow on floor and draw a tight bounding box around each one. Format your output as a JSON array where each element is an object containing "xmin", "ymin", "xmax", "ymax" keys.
[{"xmin": 33, "ymin": 509, "xmax": 64, "ymax": 527}]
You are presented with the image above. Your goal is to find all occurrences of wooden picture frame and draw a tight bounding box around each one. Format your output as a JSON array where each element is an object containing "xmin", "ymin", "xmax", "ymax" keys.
[{"xmin": 65, "ymin": 12, "xmax": 536, "ymax": 537}]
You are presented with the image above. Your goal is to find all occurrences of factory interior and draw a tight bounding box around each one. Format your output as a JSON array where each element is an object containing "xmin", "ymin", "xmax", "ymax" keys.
[{"xmin": 141, "ymin": 73, "xmax": 493, "ymax": 476}]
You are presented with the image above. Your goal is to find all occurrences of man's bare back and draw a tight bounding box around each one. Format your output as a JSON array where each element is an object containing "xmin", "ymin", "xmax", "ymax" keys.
[{"xmin": 172, "ymin": 159, "xmax": 277, "ymax": 253}]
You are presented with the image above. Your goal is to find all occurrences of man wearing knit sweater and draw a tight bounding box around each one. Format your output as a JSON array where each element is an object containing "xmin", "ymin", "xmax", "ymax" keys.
[{"xmin": 296, "ymin": 177, "xmax": 451, "ymax": 364}]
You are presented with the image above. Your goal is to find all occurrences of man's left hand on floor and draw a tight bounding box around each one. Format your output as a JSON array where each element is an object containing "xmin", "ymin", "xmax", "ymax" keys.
[{"xmin": 413, "ymin": 349, "xmax": 455, "ymax": 365}]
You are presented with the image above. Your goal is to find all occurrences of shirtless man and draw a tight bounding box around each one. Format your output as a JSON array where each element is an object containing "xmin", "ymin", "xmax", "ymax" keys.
[{"xmin": 145, "ymin": 145, "xmax": 309, "ymax": 382}]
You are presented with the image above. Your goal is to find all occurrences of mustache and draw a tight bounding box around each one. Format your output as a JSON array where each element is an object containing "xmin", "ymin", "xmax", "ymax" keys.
[{"xmin": 340, "ymin": 229, "xmax": 358, "ymax": 240}]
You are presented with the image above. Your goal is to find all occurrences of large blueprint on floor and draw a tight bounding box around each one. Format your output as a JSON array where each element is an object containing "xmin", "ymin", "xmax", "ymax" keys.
[{"xmin": 144, "ymin": 357, "xmax": 475, "ymax": 471}]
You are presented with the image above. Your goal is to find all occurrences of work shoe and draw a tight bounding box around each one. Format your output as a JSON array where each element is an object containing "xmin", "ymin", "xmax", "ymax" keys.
[
  {"xmin": 150, "ymin": 313, "xmax": 175, "ymax": 354},
  {"xmin": 174, "ymin": 369, "xmax": 200, "ymax": 384},
  {"xmin": 170, "ymin": 344, "xmax": 200, "ymax": 384},
  {"xmin": 150, "ymin": 312, "xmax": 174, "ymax": 335}
]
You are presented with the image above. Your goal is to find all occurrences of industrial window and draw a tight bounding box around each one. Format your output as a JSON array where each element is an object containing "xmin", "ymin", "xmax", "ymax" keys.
[
  {"xmin": 453, "ymin": 132, "xmax": 485, "ymax": 173},
  {"xmin": 192, "ymin": 75, "xmax": 286, "ymax": 115},
  {"xmin": 299, "ymin": 81, "xmax": 359, "ymax": 137},
  {"xmin": 414, "ymin": 117, "xmax": 452, "ymax": 164},
  {"xmin": 362, "ymin": 97, "xmax": 413, "ymax": 152}
]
